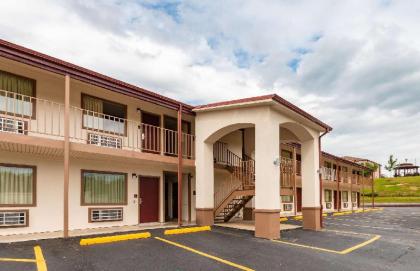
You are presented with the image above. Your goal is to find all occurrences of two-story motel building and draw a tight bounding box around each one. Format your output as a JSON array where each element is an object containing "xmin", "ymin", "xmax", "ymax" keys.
[{"xmin": 0, "ymin": 39, "xmax": 373, "ymax": 240}]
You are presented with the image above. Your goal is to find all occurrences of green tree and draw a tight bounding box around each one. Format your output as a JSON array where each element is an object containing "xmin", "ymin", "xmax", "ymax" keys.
[{"xmin": 384, "ymin": 155, "xmax": 398, "ymax": 176}]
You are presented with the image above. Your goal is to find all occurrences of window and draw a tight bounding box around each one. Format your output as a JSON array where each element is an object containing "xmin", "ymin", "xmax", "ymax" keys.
[
  {"xmin": 0, "ymin": 164, "xmax": 36, "ymax": 206},
  {"xmin": 81, "ymin": 170, "xmax": 127, "ymax": 205},
  {"xmin": 342, "ymin": 191, "xmax": 349, "ymax": 202},
  {"xmin": 0, "ymin": 70, "xmax": 35, "ymax": 117},
  {"xmin": 351, "ymin": 192, "xmax": 357, "ymax": 202},
  {"xmin": 281, "ymin": 195, "xmax": 293, "ymax": 203},
  {"xmin": 324, "ymin": 190, "xmax": 332, "ymax": 202},
  {"xmin": 324, "ymin": 161, "xmax": 332, "ymax": 168},
  {"xmin": 82, "ymin": 94, "xmax": 127, "ymax": 135}
]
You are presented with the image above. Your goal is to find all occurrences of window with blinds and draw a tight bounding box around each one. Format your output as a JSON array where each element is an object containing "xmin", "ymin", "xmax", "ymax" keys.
[
  {"xmin": 0, "ymin": 70, "xmax": 35, "ymax": 117},
  {"xmin": 81, "ymin": 171, "xmax": 127, "ymax": 205},
  {"xmin": 324, "ymin": 189, "xmax": 332, "ymax": 203},
  {"xmin": 0, "ymin": 164, "xmax": 35, "ymax": 206}
]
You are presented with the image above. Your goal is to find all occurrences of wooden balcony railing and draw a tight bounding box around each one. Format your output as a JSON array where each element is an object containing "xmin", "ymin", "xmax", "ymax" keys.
[
  {"xmin": 280, "ymin": 157, "xmax": 294, "ymax": 187},
  {"xmin": 0, "ymin": 89, "xmax": 195, "ymax": 159}
]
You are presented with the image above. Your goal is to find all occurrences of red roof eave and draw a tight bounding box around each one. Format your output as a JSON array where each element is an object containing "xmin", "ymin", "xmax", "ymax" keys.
[
  {"xmin": 194, "ymin": 94, "xmax": 332, "ymax": 131},
  {"xmin": 0, "ymin": 39, "xmax": 194, "ymax": 115}
]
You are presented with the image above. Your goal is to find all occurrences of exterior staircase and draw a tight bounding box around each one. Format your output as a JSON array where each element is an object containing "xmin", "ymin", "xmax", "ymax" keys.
[{"xmin": 213, "ymin": 141, "xmax": 255, "ymax": 223}]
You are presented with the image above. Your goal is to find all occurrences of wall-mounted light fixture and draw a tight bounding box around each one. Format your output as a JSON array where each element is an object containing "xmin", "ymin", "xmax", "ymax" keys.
[
  {"xmin": 273, "ymin": 157, "xmax": 281, "ymax": 166},
  {"xmin": 136, "ymin": 108, "xmax": 141, "ymax": 114},
  {"xmin": 132, "ymin": 173, "xmax": 137, "ymax": 181}
]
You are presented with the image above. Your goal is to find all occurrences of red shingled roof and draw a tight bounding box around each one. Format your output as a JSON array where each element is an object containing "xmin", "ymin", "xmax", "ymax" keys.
[{"xmin": 194, "ymin": 94, "xmax": 332, "ymax": 131}]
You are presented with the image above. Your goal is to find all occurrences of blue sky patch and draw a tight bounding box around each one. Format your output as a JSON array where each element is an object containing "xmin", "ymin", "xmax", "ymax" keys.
[
  {"xmin": 287, "ymin": 58, "xmax": 301, "ymax": 72},
  {"xmin": 142, "ymin": 1, "xmax": 181, "ymax": 23}
]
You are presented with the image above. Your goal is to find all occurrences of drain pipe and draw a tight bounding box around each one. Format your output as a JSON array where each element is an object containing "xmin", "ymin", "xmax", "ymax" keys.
[{"xmin": 318, "ymin": 129, "xmax": 329, "ymax": 228}]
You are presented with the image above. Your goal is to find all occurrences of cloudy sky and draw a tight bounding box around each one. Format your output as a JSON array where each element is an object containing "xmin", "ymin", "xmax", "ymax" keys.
[{"xmin": 1, "ymin": 0, "xmax": 419, "ymax": 173}]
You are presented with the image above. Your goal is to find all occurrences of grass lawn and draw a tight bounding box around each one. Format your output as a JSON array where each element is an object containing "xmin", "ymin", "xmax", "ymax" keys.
[
  {"xmin": 363, "ymin": 176, "xmax": 420, "ymax": 203},
  {"xmin": 364, "ymin": 196, "xmax": 420, "ymax": 203}
]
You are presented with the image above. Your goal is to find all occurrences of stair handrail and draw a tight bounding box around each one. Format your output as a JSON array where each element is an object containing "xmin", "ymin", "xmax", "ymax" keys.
[
  {"xmin": 214, "ymin": 141, "xmax": 242, "ymax": 167},
  {"xmin": 214, "ymin": 176, "xmax": 243, "ymax": 210}
]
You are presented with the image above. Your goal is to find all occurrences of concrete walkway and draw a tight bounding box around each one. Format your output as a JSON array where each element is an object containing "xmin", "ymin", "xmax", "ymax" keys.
[{"xmin": 217, "ymin": 219, "xmax": 301, "ymax": 232}]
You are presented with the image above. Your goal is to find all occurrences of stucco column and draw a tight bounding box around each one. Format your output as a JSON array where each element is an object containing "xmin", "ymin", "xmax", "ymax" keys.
[
  {"xmin": 301, "ymin": 138, "xmax": 321, "ymax": 230},
  {"xmin": 254, "ymin": 114, "xmax": 280, "ymax": 239},
  {"xmin": 195, "ymin": 140, "xmax": 214, "ymax": 226}
]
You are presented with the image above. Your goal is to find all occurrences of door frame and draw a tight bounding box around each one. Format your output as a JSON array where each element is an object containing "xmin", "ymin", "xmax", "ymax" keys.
[
  {"xmin": 163, "ymin": 171, "xmax": 192, "ymax": 222},
  {"xmin": 138, "ymin": 175, "xmax": 161, "ymax": 224}
]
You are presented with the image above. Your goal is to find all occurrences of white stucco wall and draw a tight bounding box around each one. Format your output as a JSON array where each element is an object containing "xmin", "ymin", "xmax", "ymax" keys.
[{"xmin": 0, "ymin": 151, "xmax": 195, "ymax": 235}]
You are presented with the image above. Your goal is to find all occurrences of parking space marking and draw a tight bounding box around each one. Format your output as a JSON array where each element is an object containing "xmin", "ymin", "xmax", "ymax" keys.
[
  {"xmin": 155, "ymin": 237, "xmax": 254, "ymax": 271},
  {"xmin": 272, "ymin": 230, "xmax": 381, "ymax": 255},
  {"xmin": 0, "ymin": 246, "xmax": 47, "ymax": 271},
  {"xmin": 0, "ymin": 257, "xmax": 36, "ymax": 263},
  {"xmin": 34, "ymin": 246, "xmax": 47, "ymax": 271}
]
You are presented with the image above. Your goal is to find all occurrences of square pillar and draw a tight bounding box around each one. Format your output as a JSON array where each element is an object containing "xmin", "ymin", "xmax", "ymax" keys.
[
  {"xmin": 254, "ymin": 113, "xmax": 280, "ymax": 239},
  {"xmin": 195, "ymin": 141, "xmax": 214, "ymax": 226},
  {"xmin": 301, "ymin": 138, "xmax": 321, "ymax": 230}
]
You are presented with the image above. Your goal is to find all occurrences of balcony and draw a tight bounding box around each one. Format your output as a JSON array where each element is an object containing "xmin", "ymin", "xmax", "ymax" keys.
[
  {"xmin": 0, "ymin": 89, "xmax": 195, "ymax": 160},
  {"xmin": 321, "ymin": 167, "xmax": 336, "ymax": 182}
]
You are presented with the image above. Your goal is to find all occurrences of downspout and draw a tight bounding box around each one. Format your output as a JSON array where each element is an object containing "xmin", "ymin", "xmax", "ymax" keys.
[{"xmin": 318, "ymin": 129, "xmax": 329, "ymax": 228}]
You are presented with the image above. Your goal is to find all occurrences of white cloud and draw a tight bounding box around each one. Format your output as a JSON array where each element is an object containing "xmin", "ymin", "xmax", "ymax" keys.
[{"xmin": 1, "ymin": 0, "xmax": 420, "ymax": 169}]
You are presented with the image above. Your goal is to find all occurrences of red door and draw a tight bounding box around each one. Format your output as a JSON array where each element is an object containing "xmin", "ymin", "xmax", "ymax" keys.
[
  {"xmin": 141, "ymin": 112, "xmax": 161, "ymax": 153},
  {"xmin": 139, "ymin": 177, "xmax": 159, "ymax": 223},
  {"xmin": 296, "ymin": 188, "xmax": 302, "ymax": 212}
]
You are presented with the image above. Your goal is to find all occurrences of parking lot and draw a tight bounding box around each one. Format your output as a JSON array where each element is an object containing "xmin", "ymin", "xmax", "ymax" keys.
[{"xmin": 1, "ymin": 207, "xmax": 419, "ymax": 271}]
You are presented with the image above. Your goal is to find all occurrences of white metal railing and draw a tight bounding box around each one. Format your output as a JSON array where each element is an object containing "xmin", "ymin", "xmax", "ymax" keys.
[
  {"xmin": 0, "ymin": 89, "xmax": 195, "ymax": 159},
  {"xmin": 0, "ymin": 89, "xmax": 64, "ymax": 138},
  {"xmin": 69, "ymin": 106, "xmax": 195, "ymax": 158},
  {"xmin": 321, "ymin": 167, "xmax": 336, "ymax": 181}
]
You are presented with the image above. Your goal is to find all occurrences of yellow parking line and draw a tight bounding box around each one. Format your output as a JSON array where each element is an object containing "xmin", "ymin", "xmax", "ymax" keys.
[
  {"xmin": 279, "ymin": 217, "xmax": 288, "ymax": 222},
  {"xmin": 0, "ymin": 257, "xmax": 36, "ymax": 263},
  {"xmin": 272, "ymin": 239, "xmax": 341, "ymax": 254},
  {"xmin": 34, "ymin": 246, "xmax": 47, "ymax": 271},
  {"xmin": 80, "ymin": 232, "xmax": 151, "ymax": 246},
  {"xmin": 339, "ymin": 235, "xmax": 381, "ymax": 254},
  {"xmin": 0, "ymin": 246, "xmax": 47, "ymax": 271},
  {"xmin": 164, "ymin": 226, "xmax": 211, "ymax": 235},
  {"xmin": 155, "ymin": 237, "xmax": 254, "ymax": 271},
  {"xmin": 272, "ymin": 230, "xmax": 381, "ymax": 255}
]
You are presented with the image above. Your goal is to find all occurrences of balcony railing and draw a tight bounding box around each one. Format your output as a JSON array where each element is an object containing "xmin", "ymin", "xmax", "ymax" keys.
[
  {"xmin": 0, "ymin": 89, "xmax": 195, "ymax": 159},
  {"xmin": 321, "ymin": 167, "xmax": 336, "ymax": 181},
  {"xmin": 0, "ymin": 89, "xmax": 64, "ymax": 138},
  {"xmin": 280, "ymin": 157, "xmax": 294, "ymax": 187},
  {"xmin": 70, "ymin": 107, "xmax": 195, "ymax": 159}
]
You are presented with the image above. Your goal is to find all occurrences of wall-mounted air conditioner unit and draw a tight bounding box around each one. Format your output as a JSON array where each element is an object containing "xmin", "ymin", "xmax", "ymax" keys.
[
  {"xmin": 89, "ymin": 208, "xmax": 123, "ymax": 222},
  {"xmin": 88, "ymin": 133, "xmax": 122, "ymax": 149},
  {"xmin": 0, "ymin": 117, "xmax": 25, "ymax": 134},
  {"xmin": 283, "ymin": 203, "xmax": 293, "ymax": 212},
  {"xmin": 0, "ymin": 210, "xmax": 28, "ymax": 227}
]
